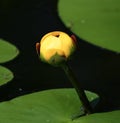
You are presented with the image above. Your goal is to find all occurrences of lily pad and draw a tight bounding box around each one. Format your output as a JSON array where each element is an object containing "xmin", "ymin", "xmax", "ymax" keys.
[
  {"xmin": 73, "ymin": 110, "xmax": 120, "ymax": 123},
  {"xmin": 0, "ymin": 65, "xmax": 14, "ymax": 86},
  {"xmin": 0, "ymin": 39, "xmax": 19, "ymax": 63},
  {"xmin": 0, "ymin": 89, "xmax": 98, "ymax": 123},
  {"xmin": 59, "ymin": 0, "xmax": 120, "ymax": 52}
]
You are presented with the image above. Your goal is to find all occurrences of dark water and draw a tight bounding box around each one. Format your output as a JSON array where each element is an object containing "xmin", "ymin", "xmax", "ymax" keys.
[{"xmin": 0, "ymin": 0, "xmax": 120, "ymax": 111}]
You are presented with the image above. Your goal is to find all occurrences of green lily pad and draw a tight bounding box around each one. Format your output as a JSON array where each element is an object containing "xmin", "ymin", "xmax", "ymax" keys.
[
  {"xmin": 59, "ymin": 0, "xmax": 120, "ymax": 52},
  {"xmin": 0, "ymin": 89, "xmax": 99, "ymax": 123},
  {"xmin": 0, "ymin": 65, "xmax": 14, "ymax": 86},
  {"xmin": 73, "ymin": 110, "xmax": 120, "ymax": 123},
  {"xmin": 0, "ymin": 39, "xmax": 19, "ymax": 63}
]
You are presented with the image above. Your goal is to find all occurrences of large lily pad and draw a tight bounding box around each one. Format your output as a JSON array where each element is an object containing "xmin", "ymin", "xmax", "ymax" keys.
[
  {"xmin": 0, "ymin": 89, "xmax": 99, "ymax": 123},
  {"xmin": 0, "ymin": 65, "xmax": 14, "ymax": 86},
  {"xmin": 0, "ymin": 88, "xmax": 119, "ymax": 123},
  {"xmin": 0, "ymin": 39, "xmax": 19, "ymax": 63},
  {"xmin": 59, "ymin": 0, "xmax": 120, "ymax": 52}
]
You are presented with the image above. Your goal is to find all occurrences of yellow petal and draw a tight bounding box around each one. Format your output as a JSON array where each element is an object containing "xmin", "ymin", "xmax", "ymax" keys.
[
  {"xmin": 59, "ymin": 32, "xmax": 74, "ymax": 58},
  {"xmin": 40, "ymin": 35, "xmax": 62, "ymax": 60},
  {"xmin": 45, "ymin": 49, "xmax": 64, "ymax": 60}
]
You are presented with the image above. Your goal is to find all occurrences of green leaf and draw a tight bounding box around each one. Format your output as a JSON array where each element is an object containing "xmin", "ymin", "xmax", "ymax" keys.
[
  {"xmin": 0, "ymin": 65, "xmax": 14, "ymax": 86},
  {"xmin": 0, "ymin": 39, "xmax": 19, "ymax": 63},
  {"xmin": 0, "ymin": 89, "xmax": 98, "ymax": 123},
  {"xmin": 73, "ymin": 110, "xmax": 120, "ymax": 123},
  {"xmin": 1, "ymin": 88, "xmax": 119, "ymax": 123},
  {"xmin": 59, "ymin": 0, "xmax": 120, "ymax": 52}
]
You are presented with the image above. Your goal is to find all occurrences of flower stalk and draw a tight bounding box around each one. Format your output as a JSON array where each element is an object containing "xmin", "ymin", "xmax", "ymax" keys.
[
  {"xmin": 36, "ymin": 31, "xmax": 93, "ymax": 115},
  {"xmin": 61, "ymin": 63, "xmax": 93, "ymax": 115}
]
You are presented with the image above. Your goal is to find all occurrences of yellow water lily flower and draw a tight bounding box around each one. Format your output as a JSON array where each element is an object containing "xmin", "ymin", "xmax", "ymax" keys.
[{"xmin": 36, "ymin": 31, "xmax": 76, "ymax": 66}]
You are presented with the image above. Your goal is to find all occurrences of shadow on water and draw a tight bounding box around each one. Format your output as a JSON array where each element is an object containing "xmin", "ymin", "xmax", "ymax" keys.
[{"xmin": 0, "ymin": 0, "xmax": 120, "ymax": 111}]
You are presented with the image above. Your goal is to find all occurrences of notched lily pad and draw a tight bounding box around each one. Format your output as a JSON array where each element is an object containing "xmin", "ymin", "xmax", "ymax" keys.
[
  {"xmin": 0, "ymin": 65, "xmax": 14, "ymax": 86},
  {"xmin": 0, "ymin": 39, "xmax": 19, "ymax": 63}
]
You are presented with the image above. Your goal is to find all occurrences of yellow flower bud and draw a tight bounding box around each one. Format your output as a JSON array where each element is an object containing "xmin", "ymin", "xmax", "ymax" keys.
[{"xmin": 36, "ymin": 31, "xmax": 76, "ymax": 66}]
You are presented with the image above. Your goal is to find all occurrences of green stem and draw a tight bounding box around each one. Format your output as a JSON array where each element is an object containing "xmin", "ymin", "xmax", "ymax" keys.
[{"xmin": 61, "ymin": 63, "xmax": 93, "ymax": 115}]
